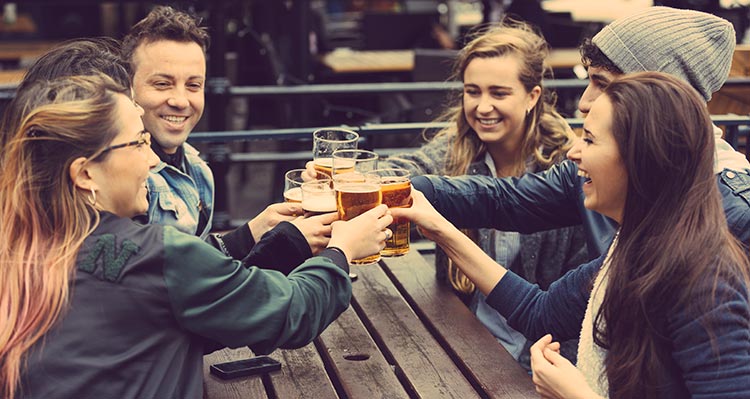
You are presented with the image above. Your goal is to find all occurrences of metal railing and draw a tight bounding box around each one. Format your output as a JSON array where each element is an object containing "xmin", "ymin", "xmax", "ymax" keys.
[{"xmin": 188, "ymin": 116, "xmax": 750, "ymax": 163}]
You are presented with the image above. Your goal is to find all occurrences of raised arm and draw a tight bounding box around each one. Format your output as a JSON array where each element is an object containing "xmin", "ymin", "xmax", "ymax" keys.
[
  {"xmin": 165, "ymin": 227, "xmax": 352, "ymax": 354},
  {"xmin": 411, "ymin": 159, "xmax": 617, "ymax": 257},
  {"xmin": 390, "ymin": 190, "xmax": 599, "ymax": 342}
]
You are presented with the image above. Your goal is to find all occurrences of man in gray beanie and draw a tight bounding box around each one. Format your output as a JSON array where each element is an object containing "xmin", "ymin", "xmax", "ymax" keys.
[
  {"xmin": 579, "ymin": 6, "xmax": 750, "ymax": 172},
  {"xmin": 410, "ymin": 5, "xmax": 750, "ymax": 258},
  {"xmin": 580, "ymin": 6, "xmax": 733, "ymax": 104}
]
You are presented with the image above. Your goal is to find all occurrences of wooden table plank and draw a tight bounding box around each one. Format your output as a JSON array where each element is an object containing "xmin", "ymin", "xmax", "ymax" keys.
[
  {"xmin": 269, "ymin": 343, "xmax": 338, "ymax": 398},
  {"xmin": 353, "ymin": 263, "xmax": 480, "ymax": 398},
  {"xmin": 203, "ymin": 347, "xmax": 268, "ymax": 399},
  {"xmin": 317, "ymin": 306, "xmax": 410, "ymax": 398},
  {"xmin": 380, "ymin": 251, "xmax": 538, "ymax": 398}
]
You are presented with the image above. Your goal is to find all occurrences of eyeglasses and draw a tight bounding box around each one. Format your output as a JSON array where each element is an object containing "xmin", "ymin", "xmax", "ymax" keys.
[{"xmin": 100, "ymin": 131, "xmax": 151, "ymax": 154}]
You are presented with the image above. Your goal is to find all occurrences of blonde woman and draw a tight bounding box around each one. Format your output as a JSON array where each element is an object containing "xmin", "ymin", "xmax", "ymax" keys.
[{"xmin": 382, "ymin": 21, "xmax": 588, "ymax": 368}]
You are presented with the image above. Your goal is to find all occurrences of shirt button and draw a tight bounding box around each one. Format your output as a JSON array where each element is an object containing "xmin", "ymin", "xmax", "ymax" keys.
[{"xmin": 727, "ymin": 171, "xmax": 736, "ymax": 179}]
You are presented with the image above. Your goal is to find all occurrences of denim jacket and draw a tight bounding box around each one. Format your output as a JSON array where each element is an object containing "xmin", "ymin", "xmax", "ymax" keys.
[
  {"xmin": 413, "ymin": 159, "xmax": 750, "ymax": 259},
  {"xmin": 146, "ymin": 143, "xmax": 214, "ymax": 240}
]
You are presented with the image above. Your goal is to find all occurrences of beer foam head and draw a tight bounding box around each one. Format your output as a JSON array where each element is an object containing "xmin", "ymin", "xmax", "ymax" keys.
[{"xmin": 302, "ymin": 196, "xmax": 337, "ymax": 212}]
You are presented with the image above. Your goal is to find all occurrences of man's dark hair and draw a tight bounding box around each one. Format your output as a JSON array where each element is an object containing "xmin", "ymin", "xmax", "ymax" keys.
[
  {"xmin": 579, "ymin": 37, "xmax": 623, "ymax": 74},
  {"xmin": 121, "ymin": 5, "xmax": 210, "ymax": 77}
]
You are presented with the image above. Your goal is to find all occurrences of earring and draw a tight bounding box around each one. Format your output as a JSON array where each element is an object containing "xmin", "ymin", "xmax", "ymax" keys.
[{"xmin": 87, "ymin": 188, "xmax": 97, "ymax": 205}]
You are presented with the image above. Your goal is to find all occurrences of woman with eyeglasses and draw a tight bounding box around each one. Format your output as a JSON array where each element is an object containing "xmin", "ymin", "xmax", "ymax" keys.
[
  {"xmin": 0, "ymin": 74, "xmax": 392, "ymax": 399},
  {"xmin": 391, "ymin": 72, "xmax": 750, "ymax": 398}
]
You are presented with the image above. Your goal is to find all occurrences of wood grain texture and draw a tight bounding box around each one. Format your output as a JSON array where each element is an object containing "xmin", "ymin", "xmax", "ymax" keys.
[
  {"xmin": 317, "ymin": 306, "xmax": 410, "ymax": 398},
  {"xmin": 381, "ymin": 251, "xmax": 537, "ymax": 398},
  {"xmin": 353, "ymin": 262, "xmax": 479, "ymax": 398},
  {"xmin": 270, "ymin": 343, "xmax": 339, "ymax": 398}
]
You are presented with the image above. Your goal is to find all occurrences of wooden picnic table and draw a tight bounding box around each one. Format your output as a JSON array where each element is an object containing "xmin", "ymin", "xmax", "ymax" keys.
[{"xmin": 203, "ymin": 249, "xmax": 537, "ymax": 398}]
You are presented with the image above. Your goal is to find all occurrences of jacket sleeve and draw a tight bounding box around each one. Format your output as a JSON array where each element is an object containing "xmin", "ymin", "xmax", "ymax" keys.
[
  {"xmin": 485, "ymin": 255, "xmax": 603, "ymax": 342},
  {"xmin": 205, "ymin": 222, "xmax": 312, "ymax": 274},
  {"xmin": 378, "ymin": 133, "xmax": 451, "ymax": 176},
  {"xmin": 411, "ymin": 159, "xmax": 585, "ymax": 234},
  {"xmin": 162, "ymin": 227, "xmax": 351, "ymax": 354},
  {"xmin": 717, "ymin": 171, "xmax": 750, "ymax": 245},
  {"xmin": 241, "ymin": 222, "xmax": 313, "ymax": 274},
  {"xmin": 668, "ymin": 276, "xmax": 750, "ymax": 398},
  {"xmin": 206, "ymin": 223, "xmax": 255, "ymax": 259}
]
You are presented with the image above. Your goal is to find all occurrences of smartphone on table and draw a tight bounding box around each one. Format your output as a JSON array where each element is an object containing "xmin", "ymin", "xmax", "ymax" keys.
[{"xmin": 209, "ymin": 355, "xmax": 282, "ymax": 380}]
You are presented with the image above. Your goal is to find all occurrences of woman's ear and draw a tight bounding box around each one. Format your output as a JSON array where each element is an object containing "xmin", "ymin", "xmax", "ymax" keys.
[
  {"xmin": 69, "ymin": 157, "xmax": 97, "ymax": 192},
  {"xmin": 528, "ymin": 85, "xmax": 542, "ymax": 111}
]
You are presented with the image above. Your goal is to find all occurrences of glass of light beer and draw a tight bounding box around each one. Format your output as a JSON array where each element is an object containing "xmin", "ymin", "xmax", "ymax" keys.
[
  {"xmin": 333, "ymin": 171, "xmax": 382, "ymax": 264},
  {"xmin": 374, "ymin": 168, "xmax": 411, "ymax": 256},
  {"xmin": 332, "ymin": 149, "xmax": 378, "ymax": 175},
  {"xmin": 312, "ymin": 128, "xmax": 359, "ymax": 178},
  {"xmin": 283, "ymin": 169, "xmax": 307, "ymax": 203},
  {"xmin": 300, "ymin": 179, "xmax": 336, "ymax": 216}
]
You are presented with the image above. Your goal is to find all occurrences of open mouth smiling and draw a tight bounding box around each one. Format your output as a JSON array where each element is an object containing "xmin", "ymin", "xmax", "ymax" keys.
[
  {"xmin": 478, "ymin": 118, "xmax": 501, "ymax": 125},
  {"xmin": 162, "ymin": 115, "xmax": 188, "ymax": 124},
  {"xmin": 578, "ymin": 169, "xmax": 592, "ymax": 184}
]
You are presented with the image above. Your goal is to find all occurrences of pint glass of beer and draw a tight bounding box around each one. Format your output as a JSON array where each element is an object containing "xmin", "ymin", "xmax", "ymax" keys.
[
  {"xmin": 312, "ymin": 128, "xmax": 359, "ymax": 178},
  {"xmin": 283, "ymin": 169, "xmax": 307, "ymax": 203},
  {"xmin": 332, "ymin": 149, "xmax": 378, "ymax": 175},
  {"xmin": 300, "ymin": 179, "xmax": 337, "ymax": 216},
  {"xmin": 333, "ymin": 172, "xmax": 382, "ymax": 264},
  {"xmin": 374, "ymin": 168, "xmax": 411, "ymax": 256}
]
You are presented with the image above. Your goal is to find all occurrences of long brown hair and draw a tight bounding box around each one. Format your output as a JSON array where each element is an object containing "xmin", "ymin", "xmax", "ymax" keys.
[
  {"xmin": 594, "ymin": 72, "xmax": 750, "ymax": 398},
  {"xmin": 0, "ymin": 75, "xmax": 127, "ymax": 398},
  {"xmin": 434, "ymin": 20, "xmax": 573, "ymax": 177}
]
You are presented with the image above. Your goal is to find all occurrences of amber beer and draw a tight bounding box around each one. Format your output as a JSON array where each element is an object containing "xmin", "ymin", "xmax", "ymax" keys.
[
  {"xmin": 313, "ymin": 157, "xmax": 355, "ymax": 178},
  {"xmin": 284, "ymin": 168, "xmax": 308, "ymax": 202},
  {"xmin": 283, "ymin": 187, "xmax": 302, "ymax": 203},
  {"xmin": 313, "ymin": 157, "xmax": 334, "ymax": 178},
  {"xmin": 312, "ymin": 128, "xmax": 359, "ymax": 177},
  {"xmin": 380, "ymin": 176, "xmax": 411, "ymax": 256},
  {"xmin": 335, "ymin": 174, "xmax": 382, "ymax": 264}
]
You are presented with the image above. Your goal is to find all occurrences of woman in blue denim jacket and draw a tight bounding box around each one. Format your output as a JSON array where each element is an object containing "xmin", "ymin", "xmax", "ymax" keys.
[{"xmin": 394, "ymin": 72, "xmax": 750, "ymax": 399}]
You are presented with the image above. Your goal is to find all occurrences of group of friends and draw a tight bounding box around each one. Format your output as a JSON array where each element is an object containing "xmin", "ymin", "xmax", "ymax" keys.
[{"xmin": 0, "ymin": 4, "xmax": 749, "ymax": 399}]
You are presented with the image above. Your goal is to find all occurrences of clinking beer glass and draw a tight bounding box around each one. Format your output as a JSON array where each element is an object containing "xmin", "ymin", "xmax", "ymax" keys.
[
  {"xmin": 300, "ymin": 178, "xmax": 336, "ymax": 216},
  {"xmin": 283, "ymin": 168, "xmax": 306, "ymax": 203},
  {"xmin": 373, "ymin": 168, "xmax": 411, "ymax": 256},
  {"xmin": 334, "ymin": 172, "xmax": 382, "ymax": 264},
  {"xmin": 312, "ymin": 128, "xmax": 359, "ymax": 179}
]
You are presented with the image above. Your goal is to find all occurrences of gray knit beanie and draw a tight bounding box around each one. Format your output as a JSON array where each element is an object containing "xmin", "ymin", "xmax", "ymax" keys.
[{"xmin": 592, "ymin": 6, "xmax": 735, "ymax": 101}]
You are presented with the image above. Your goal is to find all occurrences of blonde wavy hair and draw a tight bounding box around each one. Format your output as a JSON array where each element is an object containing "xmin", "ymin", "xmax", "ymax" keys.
[
  {"xmin": 0, "ymin": 75, "xmax": 127, "ymax": 398},
  {"xmin": 432, "ymin": 20, "xmax": 575, "ymax": 293}
]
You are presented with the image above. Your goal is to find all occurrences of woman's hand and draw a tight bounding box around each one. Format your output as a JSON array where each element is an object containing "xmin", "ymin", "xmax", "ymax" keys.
[
  {"xmin": 248, "ymin": 202, "xmax": 303, "ymax": 242},
  {"xmin": 303, "ymin": 161, "xmax": 319, "ymax": 181},
  {"xmin": 290, "ymin": 212, "xmax": 338, "ymax": 255},
  {"xmin": 328, "ymin": 204, "xmax": 392, "ymax": 263},
  {"xmin": 530, "ymin": 334, "xmax": 602, "ymax": 399},
  {"xmin": 388, "ymin": 189, "xmax": 450, "ymax": 242}
]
